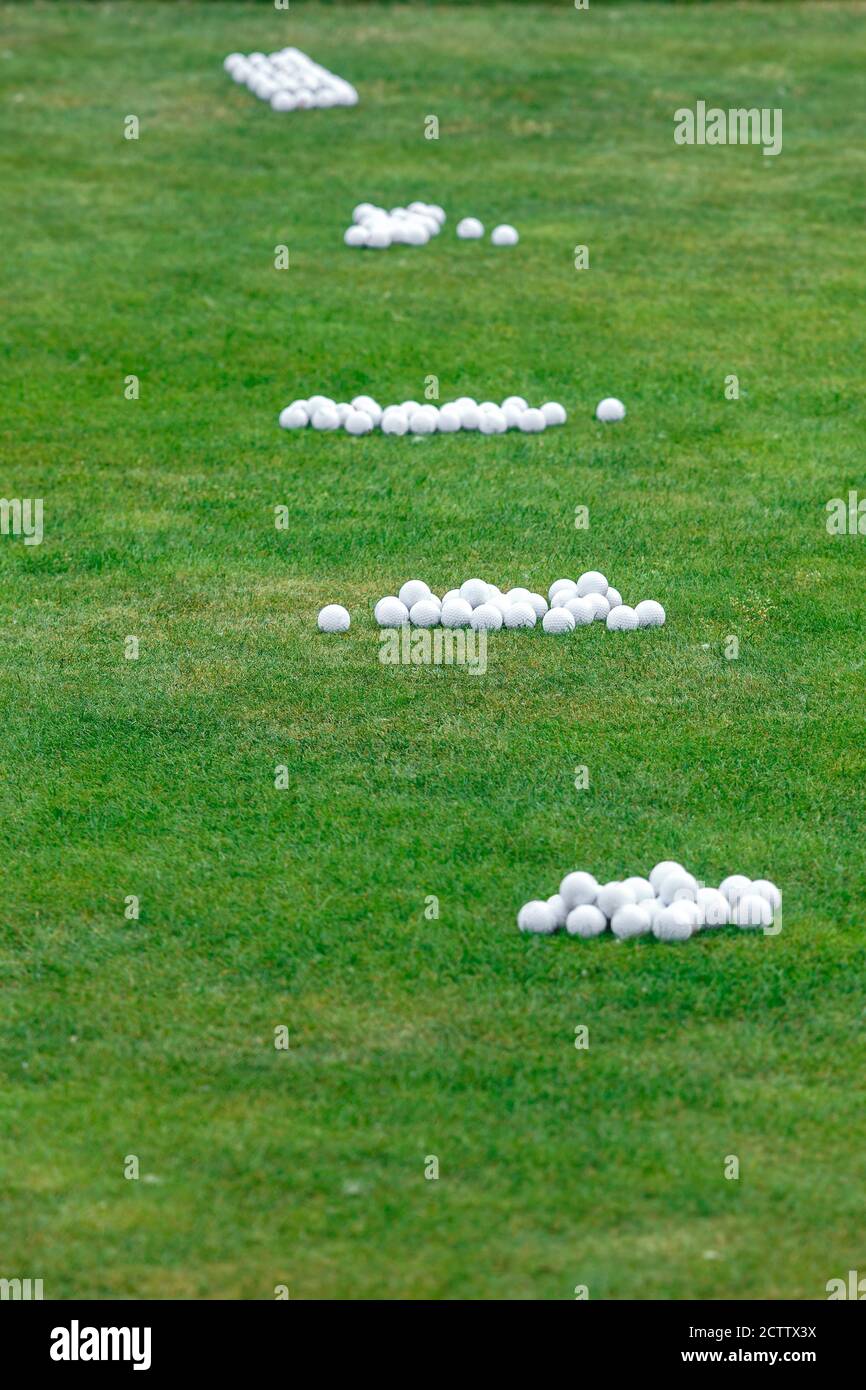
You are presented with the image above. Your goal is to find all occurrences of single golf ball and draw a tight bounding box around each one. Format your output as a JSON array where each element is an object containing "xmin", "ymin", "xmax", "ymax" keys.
[
  {"xmin": 548, "ymin": 579, "xmax": 576, "ymax": 602},
  {"xmin": 470, "ymin": 603, "xmax": 503, "ymax": 631},
  {"xmin": 437, "ymin": 404, "xmax": 462, "ymax": 433},
  {"xmin": 345, "ymin": 409, "xmax": 373, "ymax": 435},
  {"xmin": 351, "ymin": 396, "xmax": 382, "ymax": 425},
  {"xmin": 398, "ymin": 580, "xmax": 431, "ymax": 609},
  {"xmin": 381, "ymin": 408, "xmax": 409, "ymax": 435},
  {"xmin": 440, "ymin": 597, "xmax": 473, "ymax": 628},
  {"xmin": 506, "ymin": 587, "xmax": 533, "ymax": 604},
  {"xmin": 352, "ymin": 203, "xmax": 375, "ymax": 223},
  {"xmin": 576, "ymin": 571, "xmax": 608, "ymax": 597},
  {"xmin": 719, "ymin": 874, "xmax": 752, "ymax": 906},
  {"xmin": 605, "ymin": 587, "xmax": 623, "ymax": 610},
  {"xmin": 527, "ymin": 593, "xmax": 548, "ymax": 618},
  {"xmin": 751, "ymin": 879, "xmax": 781, "ymax": 910},
  {"xmin": 487, "ymin": 594, "xmax": 512, "ymax": 617},
  {"xmin": 312, "ymin": 405, "xmax": 340, "ymax": 430},
  {"xmin": 317, "ymin": 604, "xmax": 350, "ymax": 633},
  {"xmin": 696, "ymin": 887, "xmax": 730, "ymax": 927},
  {"xmin": 460, "ymin": 579, "xmax": 489, "ymax": 608},
  {"xmin": 501, "ymin": 403, "xmax": 523, "ymax": 429},
  {"xmin": 306, "ymin": 395, "xmax": 333, "ymax": 415},
  {"xmin": 566, "ymin": 904, "xmax": 607, "ymax": 938},
  {"xmin": 734, "ymin": 894, "xmax": 773, "ymax": 929},
  {"xmin": 565, "ymin": 596, "xmax": 594, "ymax": 625},
  {"xmin": 479, "ymin": 410, "xmax": 507, "ymax": 434},
  {"xmin": 659, "ymin": 869, "xmax": 699, "ymax": 905},
  {"xmin": 503, "ymin": 602, "xmax": 537, "ymax": 629},
  {"xmin": 560, "ymin": 871, "xmax": 599, "ymax": 908},
  {"xmin": 649, "ymin": 861, "xmax": 685, "ymax": 893},
  {"xmin": 622, "ymin": 876, "xmax": 655, "ymax": 903},
  {"xmin": 586, "ymin": 593, "xmax": 610, "ymax": 622},
  {"xmin": 375, "ymin": 596, "xmax": 409, "ymax": 627},
  {"xmin": 457, "ymin": 217, "xmax": 484, "ymax": 239},
  {"xmin": 518, "ymin": 408, "xmax": 546, "ymax": 433},
  {"xmin": 279, "ymin": 405, "xmax": 308, "ymax": 429},
  {"xmin": 409, "ymin": 408, "xmax": 437, "ymax": 435},
  {"xmin": 596, "ymin": 397, "xmax": 626, "ymax": 423},
  {"xmin": 653, "ymin": 904, "xmax": 694, "ymax": 942},
  {"xmin": 410, "ymin": 598, "xmax": 441, "ymax": 627},
  {"xmin": 491, "ymin": 224, "xmax": 519, "ymax": 246},
  {"xmin": 546, "ymin": 894, "xmax": 568, "ymax": 928},
  {"xmin": 459, "ymin": 403, "xmax": 481, "ymax": 430},
  {"xmin": 635, "ymin": 600, "xmax": 666, "ymax": 628},
  {"xmin": 606, "ymin": 604, "xmax": 639, "ymax": 631},
  {"xmin": 272, "ymin": 91, "xmax": 298, "ymax": 112},
  {"xmin": 517, "ymin": 900, "xmax": 556, "ymax": 935},
  {"xmin": 612, "ymin": 903, "xmax": 652, "ymax": 940},
  {"xmin": 502, "ymin": 396, "xmax": 528, "ymax": 413},
  {"xmin": 542, "ymin": 607, "xmax": 575, "ymax": 634},
  {"xmin": 540, "ymin": 402, "xmax": 567, "ymax": 426},
  {"xmin": 596, "ymin": 881, "xmax": 637, "ymax": 919}
]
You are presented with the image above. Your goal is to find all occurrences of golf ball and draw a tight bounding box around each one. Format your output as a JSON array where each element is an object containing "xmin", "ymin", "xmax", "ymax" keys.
[
  {"xmin": 585, "ymin": 593, "xmax": 610, "ymax": 622},
  {"xmin": 542, "ymin": 607, "xmax": 575, "ymax": 634},
  {"xmin": 549, "ymin": 579, "xmax": 577, "ymax": 602},
  {"xmin": 491, "ymin": 224, "xmax": 519, "ymax": 246},
  {"xmin": 611, "ymin": 903, "xmax": 652, "ymax": 940},
  {"xmin": 517, "ymin": 900, "xmax": 557, "ymax": 935},
  {"xmin": 733, "ymin": 894, "xmax": 773, "ymax": 929},
  {"xmin": 374, "ymin": 596, "xmax": 409, "ymax": 627},
  {"xmin": 503, "ymin": 602, "xmax": 537, "ymax": 628},
  {"xmin": 606, "ymin": 604, "xmax": 639, "ymax": 631},
  {"xmin": 565, "ymin": 597, "xmax": 595, "ymax": 625},
  {"xmin": 381, "ymin": 408, "xmax": 409, "ymax": 435},
  {"xmin": 540, "ymin": 402, "xmax": 567, "ymax": 426},
  {"xmin": 653, "ymin": 903, "xmax": 694, "ymax": 942},
  {"xmin": 622, "ymin": 876, "xmax": 655, "ymax": 903},
  {"xmin": 576, "ymin": 571, "xmax": 608, "ymax": 597},
  {"xmin": 312, "ymin": 405, "xmax": 340, "ymax": 430},
  {"xmin": 351, "ymin": 396, "xmax": 382, "ymax": 425},
  {"xmin": 596, "ymin": 881, "xmax": 637, "ymax": 919},
  {"xmin": 560, "ymin": 871, "xmax": 599, "ymax": 908},
  {"xmin": 317, "ymin": 604, "xmax": 350, "ymax": 633},
  {"xmin": 457, "ymin": 217, "xmax": 484, "ymax": 239},
  {"xmin": 719, "ymin": 874, "xmax": 752, "ymax": 906},
  {"xmin": 596, "ymin": 397, "xmax": 626, "ymax": 423},
  {"xmin": 279, "ymin": 405, "xmax": 308, "ymax": 429},
  {"xmin": 751, "ymin": 879, "xmax": 781, "ymax": 910},
  {"xmin": 518, "ymin": 408, "xmax": 546, "ymax": 433},
  {"xmin": 649, "ymin": 861, "xmax": 685, "ymax": 893},
  {"xmin": 399, "ymin": 580, "xmax": 431, "ymax": 608},
  {"xmin": 696, "ymin": 887, "xmax": 730, "ymax": 927},
  {"xmin": 410, "ymin": 599, "xmax": 441, "ymax": 627},
  {"xmin": 460, "ymin": 579, "xmax": 489, "ymax": 608},
  {"xmin": 566, "ymin": 904, "xmax": 607, "ymax": 938},
  {"xmin": 605, "ymin": 587, "xmax": 623, "ymax": 610},
  {"xmin": 470, "ymin": 603, "xmax": 503, "ymax": 631},
  {"xmin": 635, "ymin": 600, "xmax": 666, "ymax": 628},
  {"xmin": 527, "ymin": 593, "xmax": 549, "ymax": 618},
  {"xmin": 659, "ymin": 869, "xmax": 699, "ymax": 905},
  {"xmin": 440, "ymin": 597, "xmax": 473, "ymax": 628},
  {"xmin": 546, "ymin": 894, "xmax": 568, "ymax": 928},
  {"xmin": 344, "ymin": 409, "xmax": 373, "ymax": 435}
]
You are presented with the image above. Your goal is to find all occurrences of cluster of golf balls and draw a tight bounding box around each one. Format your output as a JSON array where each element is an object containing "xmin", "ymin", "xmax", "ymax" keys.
[
  {"xmin": 518, "ymin": 862, "xmax": 782, "ymax": 942},
  {"xmin": 367, "ymin": 572, "xmax": 663, "ymax": 634},
  {"xmin": 223, "ymin": 48, "xmax": 359, "ymax": 110},
  {"xmin": 456, "ymin": 218, "xmax": 519, "ymax": 246},
  {"xmin": 280, "ymin": 394, "xmax": 567, "ymax": 436},
  {"xmin": 344, "ymin": 202, "xmax": 445, "ymax": 249}
]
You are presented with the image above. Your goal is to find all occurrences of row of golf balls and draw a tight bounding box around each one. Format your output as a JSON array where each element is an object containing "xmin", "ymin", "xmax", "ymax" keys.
[
  {"xmin": 518, "ymin": 862, "xmax": 782, "ymax": 942},
  {"xmin": 280, "ymin": 394, "xmax": 567, "ymax": 435},
  {"xmin": 345, "ymin": 201, "xmax": 445, "ymax": 249},
  {"xmin": 223, "ymin": 49, "xmax": 359, "ymax": 110},
  {"xmin": 318, "ymin": 572, "xmax": 665, "ymax": 634}
]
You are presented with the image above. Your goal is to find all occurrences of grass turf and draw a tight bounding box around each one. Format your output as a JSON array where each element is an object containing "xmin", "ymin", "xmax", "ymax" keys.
[{"xmin": 1, "ymin": 0, "xmax": 865, "ymax": 1300}]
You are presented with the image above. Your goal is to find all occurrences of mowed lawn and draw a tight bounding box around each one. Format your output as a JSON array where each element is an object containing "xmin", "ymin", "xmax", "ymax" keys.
[{"xmin": 1, "ymin": 0, "xmax": 865, "ymax": 1300}]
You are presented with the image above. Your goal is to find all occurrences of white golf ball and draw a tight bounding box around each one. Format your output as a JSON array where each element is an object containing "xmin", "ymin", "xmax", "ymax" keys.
[
  {"xmin": 719, "ymin": 874, "xmax": 752, "ymax": 906},
  {"xmin": 506, "ymin": 587, "xmax": 533, "ymax": 604},
  {"xmin": 440, "ymin": 597, "xmax": 473, "ymax": 628},
  {"xmin": 426, "ymin": 204, "xmax": 446, "ymax": 225},
  {"xmin": 566, "ymin": 904, "xmax": 607, "ymax": 938},
  {"xmin": 352, "ymin": 203, "xmax": 375, "ymax": 223},
  {"xmin": 501, "ymin": 403, "xmax": 523, "ymax": 429},
  {"xmin": 381, "ymin": 408, "xmax": 409, "ymax": 435},
  {"xmin": 460, "ymin": 578, "xmax": 489, "ymax": 608},
  {"xmin": 622, "ymin": 876, "xmax": 655, "ymax": 903},
  {"xmin": 751, "ymin": 879, "xmax": 781, "ymax": 910},
  {"xmin": 351, "ymin": 396, "xmax": 382, "ymax": 425},
  {"xmin": 611, "ymin": 903, "xmax": 652, "ymax": 940},
  {"xmin": 635, "ymin": 600, "xmax": 666, "ymax": 628},
  {"xmin": 565, "ymin": 597, "xmax": 594, "ymax": 625},
  {"xmin": 479, "ymin": 409, "xmax": 507, "ymax": 434},
  {"xmin": 649, "ymin": 861, "xmax": 685, "ymax": 893},
  {"xmin": 696, "ymin": 887, "xmax": 730, "ymax": 927},
  {"xmin": 546, "ymin": 894, "xmax": 568, "ymax": 928},
  {"xmin": 596, "ymin": 881, "xmax": 637, "ymax": 919},
  {"xmin": 576, "ymin": 571, "xmax": 608, "ymax": 597},
  {"xmin": 596, "ymin": 397, "xmax": 626, "ymax": 423},
  {"xmin": 457, "ymin": 217, "xmax": 484, "ymax": 239},
  {"xmin": 279, "ymin": 405, "xmax": 308, "ymax": 429},
  {"xmin": 605, "ymin": 587, "xmax": 623, "ymax": 610},
  {"xmin": 502, "ymin": 396, "xmax": 528, "ymax": 412},
  {"xmin": 375, "ymin": 596, "xmax": 409, "ymax": 627},
  {"xmin": 542, "ymin": 607, "xmax": 575, "ymax": 634},
  {"xmin": 344, "ymin": 409, "xmax": 373, "ymax": 435},
  {"xmin": 399, "ymin": 580, "xmax": 431, "ymax": 609},
  {"xmin": 518, "ymin": 408, "xmax": 546, "ymax": 433},
  {"xmin": 527, "ymin": 593, "xmax": 548, "ymax": 618},
  {"xmin": 560, "ymin": 871, "xmax": 598, "ymax": 908},
  {"xmin": 659, "ymin": 869, "xmax": 699, "ymax": 905},
  {"xmin": 312, "ymin": 405, "xmax": 340, "ymax": 430},
  {"xmin": 437, "ymin": 404, "xmax": 462, "ymax": 432},
  {"xmin": 409, "ymin": 408, "xmax": 437, "ymax": 435},
  {"xmin": 653, "ymin": 903, "xmax": 694, "ymax": 942},
  {"xmin": 470, "ymin": 603, "xmax": 503, "ymax": 631},
  {"xmin": 733, "ymin": 894, "xmax": 773, "ymax": 929},
  {"xmin": 585, "ymin": 593, "xmax": 610, "ymax": 622},
  {"xmin": 491, "ymin": 224, "xmax": 519, "ymax": 246},
  {"xmin": 606, "ymin": 605, "xmax": 639, "ymax": 631},
  {"xmin": 271, "ymin": 91, "xmax": 298, "ymax": 112},
  {"xmin": 517, "ymin": 900, "xmax": 556, "ymax": 935},
  {"xmin": 307, "ymin": 395, "xmax": 334, "ymax": 415},
  {"xmin": 317, "ymin": 604, "xmax": 350, "ymax": 633},
  {"xmin": 410, "ymin": 599, "xmax": 440, "ymax": 627},
  {"xmin": 548, "ymin": 579, "xmax": 577, "ymax": 602},
  {"xmin": 540, "ymin": 402, "xmax": 567, "ymax": 426},
  {"xmin": 459, "ymin": 403, "xmax": 481, "ymax": 430},
  {"xmin": 503, "ymin": 602, "xmax": 537, "ymax": 629}
]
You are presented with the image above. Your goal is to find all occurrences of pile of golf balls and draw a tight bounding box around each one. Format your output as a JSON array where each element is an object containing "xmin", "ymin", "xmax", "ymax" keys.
[
  {"xmin": 223, "ymin": 48, "xmax": 359, "ymax": 110},
  {"xmin": 367, "ymin": 573, "xmax": 664, "ymax": 634},
  {"xmin": 456, "ymin": 218, "xmax": 519, "ymax": 246},
  {"xmin": 279, "ymin": 395, "xmax": 567, "ymax": 436},
  {"xmin": 518, "ymin": 863, "xmax": 781, "ymax": 942},
  {"xmin": 344, "ymin": 202, "xmax": 445, "ymax": 249}
]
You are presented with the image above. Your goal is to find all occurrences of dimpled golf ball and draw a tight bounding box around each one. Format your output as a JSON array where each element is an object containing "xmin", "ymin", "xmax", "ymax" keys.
[
  {"xmin": 606, "ymin": 604, "xmax": 639, "ymax": 631},
  {"xmin": 719, "ymin": 874, "xmax": 752, "ymax": 906},
  {"xmin": 491, "ymin": 224, "xmax": 519, "ymax": 246},
  {"xmin": 576, "ymin": 571, "xmax": 608, "ymax": 597},
  {"xmin": 596, "ymin": 397, "xmax": 626, "ymax": 423},
  {"xmin": 457, "ymin": 217, "xmax": 484, "ymax": 239},
  {"xmin": 399, "ymin": 580, "xmax": 431, "ymax": 609},
  {"xmin": 611, "ymin": 903, "xmax": 652, "ymax": 940},
  {"xmin": 460, "ymin": 579, "xmax": 489, "ymax": 608},
  {"xmin": 470, "ymin": 603, "xmax": 503, "ymax": 631},
  {"xmin": 317, "ymin": 604, "xmax": 350, "ymax": 633},
  {"xmin": 517, "ymin": 900, "xmax": 556, "ymax": 934},
  {"xmin": 649, "ymin": 861, "xmax": 685, "ymax": 893},
  {"xmin": 375, "ymin": 596, "xmax": 409, "ymax": 627},
  {"xmin": 560, "ymin": 871, "xmax": 599, "ymax": 908},
  {"xmin": 504, "ymin": 602, "xmax": 537, "ymax": 629},
  {"xmin": 622, "ymin": 876, "xmax": 655, "ymax": 903},
  {"xmin": 596, "ymin": 881, "xmax": 637, "ymax": 919},
  {"xmin": 542, "ymin": 607, "xmax": 575, "ymax": 634},
  {"xmin": 653, "ymin": 903, "xmax": 694, "ymax": 942},
  {"xmin": 734, "ymin": 894, "xmax": 773, "ymax": 929},
  {"xmin": 565, "ymin": 597, "xmax": 594, "ymax": 625},
  {"xmin": 659, "ymin": 869, "xmax": 699, "ymax": 905},
  {"xmin": 540, "ymin": 402, "xmax": 567, "ymax": 426},
  {"xmin": 410, "ymin": 598, "xmax": 440, "ymax": 627},
  {"xmin": 605, "ymin": 587, "xmax": 623, "ymax": 610},
  {"xmin": 635, "ymin": 599, "xmax": 666, "ymax": 628},
  {"xmin": 440, "ymin": 597, "xmax": 473, "ymax": 628},
  {"xmin": 279, "ymin": 405, "xmax": 308, "ymax": 428},
  {"xmin": 751, "ymin": 879, "xmax": 781, "ymax": 910},
  {"xmin": 549, "ymin": 579, "xmax": 577, "ymax": 602},
  {"xmin": 345, "ymin": 409, "xmax": 373, "ymax": 435},
  {"xmin": 586, "ymin": 593, "xmax": 610, "ymax": 622},
  {"xmin": 527, "ymin": 593, "xmax": 549, "ymax": 618},
  {"xmin": 566, "ymin": 904, "xmax": 607, "ymax": 938},
  {"xmin": 696, "ymin": 887, "xmax": 730, "ymax": 927}
]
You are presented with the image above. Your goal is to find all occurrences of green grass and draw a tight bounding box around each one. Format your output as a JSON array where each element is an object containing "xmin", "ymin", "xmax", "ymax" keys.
[{"xmin": 2, "ymin": 0, "xmax": 865, "ymax": 1300}]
